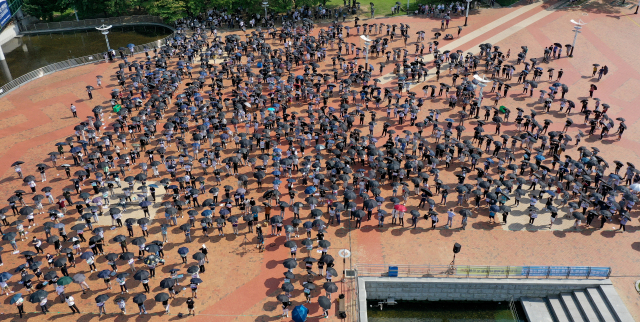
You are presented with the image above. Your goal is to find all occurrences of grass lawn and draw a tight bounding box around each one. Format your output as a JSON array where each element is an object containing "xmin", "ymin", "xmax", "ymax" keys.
[{"xmin": 324, "ymin": 0, "xmax": 413, "ymax": 18}]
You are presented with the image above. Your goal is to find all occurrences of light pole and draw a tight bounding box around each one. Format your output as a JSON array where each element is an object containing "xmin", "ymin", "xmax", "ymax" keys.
[
  {"xmin": 473, "ymin": 75, "xmax": 490, "ymax": 116},
  {"xmin": 338, "ymin": 249, "xmax": 351, "ymax": 283},
  {"xmin": 464, "ymin": 0, "xmax": 472, "ymax": 26},
  {"xmin": 96, "ymin": 24, "xmax": 113, "ymax": 52},
  {"xmin": 262, "ymin": 1, "xmax": 269, "ymax": 21},
  {"xmin": 360, "ymin": 35, "xmax": 372, "ymax": 73},
  {"xmin": 569, "ymin": 19, "xmax": 586, "ymax": 57},
  {"xmin": 636, "ymin": 0, "xmax": 639, "ymax": 14}
]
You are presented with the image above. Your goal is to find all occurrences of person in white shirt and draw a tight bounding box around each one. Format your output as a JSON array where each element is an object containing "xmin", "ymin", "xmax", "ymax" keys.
[
  {"xmin": 118, "ymin": 298, "xmax": 127, "ymax": 314},
  {"xmin": 56, "ymin": 284, "xmax": 65, "ymax": 302},
  {"xmin": 39, "ymin": 297, "xmax": 49, "ymax": 314},
  {"xmin": 66, "ymin": 295, "xmax": 80, "ymax": 314}
]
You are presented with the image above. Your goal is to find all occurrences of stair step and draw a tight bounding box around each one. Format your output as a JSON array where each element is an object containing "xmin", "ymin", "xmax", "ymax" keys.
[
  {"xmin": 585, "ymin": 287, "xmax": 616, "ymax": 322},
  {"xmin": 547, "ymin": 295, "xmax": 571, "ymax": 322},
  {"xmin": 598, "ymin": 285, "xmax": 635, "ymax": 322},
  {"xmin": 521, "ymin": 297, "xmax": 554, "ymax": 322},
  {"xmin": 573, "ymin": 290, "xmax": 600, "ymax": 322},
  {"xmin": 560, "ymin": 292, "xmax": 586, "ymax": 322}
]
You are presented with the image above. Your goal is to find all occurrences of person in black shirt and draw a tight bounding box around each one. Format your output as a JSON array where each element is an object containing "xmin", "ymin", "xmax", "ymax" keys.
[{"xmin": 186, "ymin": 297, "xmax": 195, "ymax": 315}]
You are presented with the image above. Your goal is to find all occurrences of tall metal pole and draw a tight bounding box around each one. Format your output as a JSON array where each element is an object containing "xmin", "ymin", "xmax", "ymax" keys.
[
  {"xmin": 569, "ymin": 20, "xmax": 585, "ymax": 58},
  {"xmin": 636, "ymin": 0, "xmax": 639, "ymax": 14},
  {"xmin": 96, "ymin": 25, "xmax": 113, "ymax": 52},
  {"xmin": 464, "ymin": 0, "xmax": 471, "ymax": 26},
  {"xmin": 569, "ymin": 27, "xmax": 580, "ymax": 57},
  {"xmin": 103, "ymin": 33, "xmax": 111, "ymax": 51}
]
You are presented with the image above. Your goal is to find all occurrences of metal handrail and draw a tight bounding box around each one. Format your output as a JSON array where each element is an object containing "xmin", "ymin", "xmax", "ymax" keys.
[
  {"xmin": 0, "ymin": 31, "xmax": 177, "ymax": 97},
  {"xmin": 355, "ymin": 264, "xmax": 611, "ymax": 279},
  {"xmin": 23, "ymin": 15, "xmax": 169, "ymax": 32},
  {"xmin": 509, "ymin": 295, "xmax": 521, "ymax": 322}
]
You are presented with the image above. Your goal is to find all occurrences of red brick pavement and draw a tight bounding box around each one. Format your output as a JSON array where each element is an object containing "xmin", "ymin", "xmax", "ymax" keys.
[{"xmin": 1, "ymin": 1, "xmax": 640, "ymax": 321}]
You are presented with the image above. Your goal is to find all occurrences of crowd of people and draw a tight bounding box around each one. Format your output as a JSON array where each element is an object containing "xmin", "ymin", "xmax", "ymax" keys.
[{"xmin": 0, "ymin": 3, "xmax": 636, "ymax": 319}]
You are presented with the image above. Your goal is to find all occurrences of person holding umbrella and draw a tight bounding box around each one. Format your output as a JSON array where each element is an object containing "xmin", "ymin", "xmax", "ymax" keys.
[
  {"xmin": 190, "ymin": 278, "xmax": 202, "ymax": 298},
  {"xmin": 12, "ymin": 293, "xmax": 25, "ymax": 318},
  {"xmin": 36, "ymin": 292, "xmax": 49, "ymax": 314},
  {"xmin": 117, "ymin": 297, "xmax": 126, "ymax": 314},
  {"xmin": 96, "ymin": 294, "xmax": 108, "ymax": 316},
  {"xmin": 117, "ymin": 275, "xmax": 128, "ymax": 294}
]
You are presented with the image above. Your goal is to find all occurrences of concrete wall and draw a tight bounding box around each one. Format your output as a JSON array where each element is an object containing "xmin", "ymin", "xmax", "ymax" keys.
[
  {"xmin": 357, "ymin": 277, "xmax": 613, "ymax": 322},
  {"xmin": 362, "ymin": 277, "xmax": 612, "ymax": 301},
  {"xmin": 0, "ymin": 23, "xmax": 20, "ymax": 46}
]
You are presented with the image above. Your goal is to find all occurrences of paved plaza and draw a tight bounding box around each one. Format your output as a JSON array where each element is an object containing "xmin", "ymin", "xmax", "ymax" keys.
[{"xmin": 1, "ymin": 0, "xmax": 640, "ymax": 321}]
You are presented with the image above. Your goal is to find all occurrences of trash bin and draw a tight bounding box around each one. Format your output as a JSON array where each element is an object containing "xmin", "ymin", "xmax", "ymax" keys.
[{"xmin": 388, "ymin": 266, "xmax": 399, "ymax": 277}]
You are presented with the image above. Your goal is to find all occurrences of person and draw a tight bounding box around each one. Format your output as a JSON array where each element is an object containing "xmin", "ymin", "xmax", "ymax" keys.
[
  {"xmin": 190, "ymin": 279, "xmax": 198, "ymax": 298},
  {"xmin": 15, "ymin": 294, "xmax": 25, "ymax": 318},
  {"xmin": 66, "ymin": 295, "xmax": 80, "ymax": 314},
  {"xmin": 97, "ymin": 300, "xmax": 107, "ymax": 316},
  {"xmin": 118, "ymin": 276, "xmax": 128, "ymax": 293},
  {"xmin": 118, "ymin": 298, "xmax": 127, "ymax": 314},
  {"xmin": 137, "ymin": 301, "xmax": 147, "ymax": 315},
  {"xmin": 186, "ymin": 297, "xmax": 196, "ymax": 315},
  {"xmin": 39, "ymin": 296, "xmax": 49, "ymax": 314},
  {"xmin": 56, "ymin": 284, "xmax": 65, "ymax": 303},
  {"xmin": 282, "ymin": 301, "xmax": 290, "ymax": 318},
  {"xmin": 70, "ymin": 104, "xmax": 77, "ymax": 118},
  {"xmin": 446, "ymin": 209, "xmax": 455, "ymax": 228},
  {"xmin": 142, "ymin": 277, "xmax": 150, "ymax": 293}
]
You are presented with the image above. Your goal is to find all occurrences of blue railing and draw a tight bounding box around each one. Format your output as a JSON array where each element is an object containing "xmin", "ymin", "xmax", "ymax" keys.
[{"xmin": 356, "ymin": 264, "xmax": 611, "ymax": 279}]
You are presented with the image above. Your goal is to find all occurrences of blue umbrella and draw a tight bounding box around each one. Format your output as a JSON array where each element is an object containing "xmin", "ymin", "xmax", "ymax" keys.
[
  {"xmin": 273, "ymin": 148, "xmax": 282, "ymax": 153},
  {"xmin": 148, "ymin": 184, "xmax": 159, "ymax": 188},
  {"xmin": 545, "ymin": 190, "xmax": 556, "ymax": 197},
  {"xmin": 177, "ymin": 247, "xmax": 189, "ymax": 255},
  {"xmin": 535, "ymin": 155, "xmax": 546, "ymax": 161},
  {"xmin": 127, "ymin": 43, "xmax": 135, "ymax": 48},
  {"xmin": 97, "ymin": 270, "xmax": 111, "ymax": 279},
  {"xmin": 220, "ymin": 208, "xmax": 230, "ymax": 215},
  {"xmin": 273, "ymin": 180, "xmax": 282, "ymax": 185},
  {"xmin": 287, "ymin": 179, "xmax": 297, "ymax": 183},
  {"xmin": 80, "ymin": 252, "xmax": 94, "ymax": 260},
  {"xmin": 489, "ymin": 205, "xmax": 500, "ymax": 212},
  {"xmin": 201, "ymin": 210, "xmax": 212, "ymax": 217},
  {"xmin": 292, "ymin": 305, "xmax": 308, "ymax": 322},
  {"xmin": 14, "ymin": 264, "xmax": 27, "ymax": 273},
  {"xmin": 10, "ymin": 293, "xmax": 22, "ymax": 304},
  {"xmin": 304, "ymin": 187, "xmax": 316, "ymax": 194},
  {"xmin": 0, "ymin": 272, "xmax": 12, "ymax": 282},
  {"xmin": 70, "ymin": 147, "xmax": 82, "ymax": 153},
  {"xmin": 272, "ymin": 171, "xmax": 281, "ymax": 176},
  {"xmin": 139, "ymin": 201, "xmax": 152, "ymax": 207}
]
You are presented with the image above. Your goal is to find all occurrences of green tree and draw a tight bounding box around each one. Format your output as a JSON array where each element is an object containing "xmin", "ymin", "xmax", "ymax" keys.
[
  {"xmin": 184, "ymin": 0, "xmax": 208, "ymax": 16},
  {"xmin": 147, "ymin": 0, "xmax": 186, "ymax": 22},
  {"xmin": 23, "ymin": 0, "xmax": 67, "ymax": 21},
  {"xmin": 61, "ymin": 0, "xmax": 109, "ymax": 18}
]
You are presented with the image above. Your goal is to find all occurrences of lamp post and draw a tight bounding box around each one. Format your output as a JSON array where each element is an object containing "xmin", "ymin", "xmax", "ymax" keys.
[
  {"xmin": 338, "ymin": 249, "xmax": 351, "ymax": 283},
  {"xmin": 360, "ymin": 35, "xmax": 372, "ymax": 73},
  {"xmin": 464, "ymin": 0, "xmax": 472, "ymax": 26},
  {"xmin": 96, "ymin": 24, "xmax": 113, "ymax": 51},
  {"xmin": 636, "ymin": 0, "xmax": 639, "ymax": 14},
  {"xmin": 569, "ymin": 19, "xmax": 586, "ymax": 58},
  {"xmin": 473, "ymin": 74, "xmax": 490, "ymax": 118},
  {"xmin": 262, "ymin": 1, "xmax": 269, "ymax": 21}
]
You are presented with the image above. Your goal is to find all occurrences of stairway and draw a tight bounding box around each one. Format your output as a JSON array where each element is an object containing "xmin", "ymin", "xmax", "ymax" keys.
[{"xmin": 521, "ymin": 286, "xmax": 634, "ymax": 322}]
